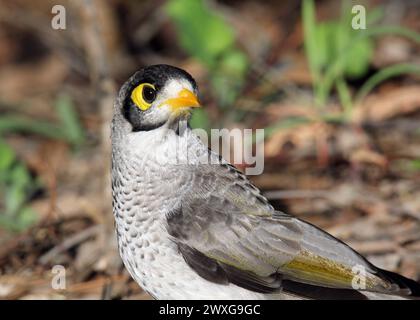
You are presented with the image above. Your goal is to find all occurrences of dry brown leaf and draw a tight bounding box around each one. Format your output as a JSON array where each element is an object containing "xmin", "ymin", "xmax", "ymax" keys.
[
  {"xmin": 265, "ymin": 122, "xmax": 333, "ymax": 158},
  {"xmin": 353, "ymin": 85, "xmax": 420, "ymax": 123},
  {"xmin": 350, "ymin": 149, "xmax": 388, "ymax": 168}
]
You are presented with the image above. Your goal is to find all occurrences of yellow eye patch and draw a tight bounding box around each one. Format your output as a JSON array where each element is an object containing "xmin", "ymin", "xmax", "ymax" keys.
[{"xmin": 131, "ymin": 83, "xmax": 157, "ymax": 111}]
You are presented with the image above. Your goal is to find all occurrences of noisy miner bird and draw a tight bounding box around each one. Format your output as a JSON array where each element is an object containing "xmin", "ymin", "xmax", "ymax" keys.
[{"xmin": 111, "ymin": 64, "xmax": 420, "ymax": 300}]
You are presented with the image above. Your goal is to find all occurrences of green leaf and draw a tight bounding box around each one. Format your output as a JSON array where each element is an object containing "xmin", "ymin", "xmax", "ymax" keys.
[
  {"xmin": 0, "ymin": 206, "xmax": 37, "ymax": 231},
  {"xmin": 166, "ymin": 0, "xmax": 249, "ymax": 109},
  {"xmin": 5, "ymin": 165, "xmax": 30, "ymax": 216},
  {"xmin": 367, "ymin": 7, "xmax": 384, "ymax": 26},
  {"xmin": 219, "ymin": 50, "xmax": 248, "ymax": 77},
  {"xmin": 356, "ymin": 63, "xmax": 420, "ymax": 102},
  {"xmin": 166, "ymin": 0, "xmax": 235, "ymax": 66},
  {"xmin": 410, "ymin": 159, "xmax": 420, "ymax": 171},
  {"xmin": 303, "ymin": 0, "xmax": 321, "ymax": 80},
  {"xmin": 0, "ymin": 139, "xmax": 15, "ymax": 171},
  {"xmin": 189, "ymin": 108, "xmax": 211, "ymax": 131},
  {"xmin": 56, "ymin": 94, "xmax": 85, "ymax": 147},
  {"xmin": 263, "ymin": 117, "xmax": 312, "ymax": 141},
  {"xmin": 211, "ymin": 50, "xmax": 249, "ymax": 107},
  {"xmin": 344, "ymin": 33, "xmax": 373, "ymax": 78},
  {"xmin": 313, "ymin": 22, "xmax": 334, "ymax": 70},
  {"xmin": 10, "ymin": 164, "xmax": 31, "ymax": 187},
  {"xmin": 211, "ymin": 73, "xmax": 241, "ymax": 108},
  {"xmin": 0, "ymin": 115, "xmax": 65, "ymax": 139},
  {"xmin": 16, "ymin": 206, "xmax": 37, "ymax": 230},
  {"xmin": 334, "ymin": 4, "xmax": 374, "ymax": 79},
  {"xmin": 0, "ymin": 139, "xmax": 39, "ymax": 231}
]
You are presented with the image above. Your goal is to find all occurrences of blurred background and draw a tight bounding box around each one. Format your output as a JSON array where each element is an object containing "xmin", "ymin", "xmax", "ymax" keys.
[{"xmin": 0, "ymin": 0, "xmax": 419, "ymax": 299}]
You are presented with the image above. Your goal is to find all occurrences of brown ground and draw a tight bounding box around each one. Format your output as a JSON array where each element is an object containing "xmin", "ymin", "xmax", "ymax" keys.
[{"xmin": 0, "ymin": 0, "xmax": 419, "ymax": 299}]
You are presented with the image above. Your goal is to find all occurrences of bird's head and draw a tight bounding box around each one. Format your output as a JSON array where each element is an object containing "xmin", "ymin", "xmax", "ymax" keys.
[{"xmin": 117, "ymin": 64, "xmax": 200, "ymax": 131}]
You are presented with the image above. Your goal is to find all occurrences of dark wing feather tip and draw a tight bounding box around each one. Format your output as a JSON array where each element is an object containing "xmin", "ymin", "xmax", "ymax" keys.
[
  {"xmin": 377, "ymin": 268, "xmax": 420, "ymax": 297},
  {"xmin": 282, "ymin": 280, "xmax": 368, "ymax": 300},
  {"xmin": 178, "ymin": 243, "xmax": 282, "ymax": 293}
]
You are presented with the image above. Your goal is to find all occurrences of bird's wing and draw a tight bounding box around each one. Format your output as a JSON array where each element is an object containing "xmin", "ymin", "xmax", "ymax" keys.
[{"xmin": 166, "ymin": 163, "xmax": 419, "ymax": 297}]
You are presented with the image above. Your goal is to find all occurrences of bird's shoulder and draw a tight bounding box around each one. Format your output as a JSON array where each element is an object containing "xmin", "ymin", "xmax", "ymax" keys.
[{"xmin": 182, "ymin": 147, "xmax": 274, "ymax": 217}]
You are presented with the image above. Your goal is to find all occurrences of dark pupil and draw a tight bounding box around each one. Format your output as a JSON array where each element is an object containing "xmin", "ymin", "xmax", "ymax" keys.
[{"xmin": 142, "ymin": 86, "xmax": 156, "ymax": 103}]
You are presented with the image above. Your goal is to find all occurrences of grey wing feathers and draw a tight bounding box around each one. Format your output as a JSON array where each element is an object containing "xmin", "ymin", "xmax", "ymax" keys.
[
  {"xmin": 167, "ymin": 195, "xmax": 303, "ymax": 276},
  {"xmin": 166, "ymin": 163, "xmax": 420, "ymax": 298}
]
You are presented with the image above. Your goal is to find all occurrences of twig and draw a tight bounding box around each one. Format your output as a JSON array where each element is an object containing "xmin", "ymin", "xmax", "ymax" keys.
[
  {"xmin": 39, "ymin": 225, "xmax": 101, "ymax": 265},
  {"xmin": 65, "ymin": 274, "xmax": 126, "ymax": 294}
]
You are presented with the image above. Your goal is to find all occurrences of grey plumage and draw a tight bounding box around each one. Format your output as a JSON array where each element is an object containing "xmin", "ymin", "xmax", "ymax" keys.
[{"xmin": 111, "ymin": 65, "xmax": 420, "ymax": 300}]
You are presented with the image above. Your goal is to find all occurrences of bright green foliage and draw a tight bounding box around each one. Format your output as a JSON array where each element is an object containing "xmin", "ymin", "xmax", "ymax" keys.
[
  {"xmin": 303, "ymin": 0, "xmax": 420, "ymax": 116},
  {"xmin": 56, "ymin": 94, "xmax": 85, "ymax": 147},
  {"xmin": 189, "ymin": 108, "xmax": 211, "ymax": 132},
  {"xmin": 303, "ymin": 0, "xmax": 375, "ymax": 108},
  {"xmin": 0, "ymin": 95, "xmax": 84, "ymax": 148},
  {"xmin": 166, "ymin": 0, "xmax": 249, "ymax": 127},
  {"xmin": 0, "ymin": 94, "xmax": 85, "ymax": 231},
  {"xmin": 166, "ymin": 0, "xmax": 235, "ymax": 67},
  {"xmin": 310, "ymin": 2, "xmax": 375, "ymax": 80},
  {"xmin": 0, "ymin": 140, "xmax": 38, "ymax": 231},
  {"xmin": 409, "ymin": 159, "xmax": 420, "ymax": 172}
]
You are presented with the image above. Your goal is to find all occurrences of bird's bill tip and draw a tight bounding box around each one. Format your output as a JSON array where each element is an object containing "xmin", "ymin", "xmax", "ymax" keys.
[{"xmin": 161, "ymin": 88, "xmax": 200, "ymax": 112}]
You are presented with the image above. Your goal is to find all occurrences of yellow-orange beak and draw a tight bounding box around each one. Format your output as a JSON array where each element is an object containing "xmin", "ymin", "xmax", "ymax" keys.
[{"xmin": 161, "ymin": 89, "xmax": 200, "ymax": 112}]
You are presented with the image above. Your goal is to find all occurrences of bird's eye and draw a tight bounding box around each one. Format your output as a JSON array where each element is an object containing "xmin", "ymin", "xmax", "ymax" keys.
[
  {"xmin": 131, "ymin": 83, "xmax": 157, "ymax": 111},
  {"xmin": 142, "ymin": 86, "xmax": 156, "ymax": 103}
]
